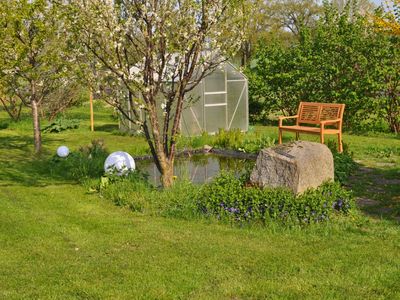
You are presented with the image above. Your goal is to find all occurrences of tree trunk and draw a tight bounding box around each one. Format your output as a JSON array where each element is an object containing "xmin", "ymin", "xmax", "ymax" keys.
[
  {"xmin": 31, "ymin": 99, "xmax": 42, "ymax": 154},
  {"xmin": 160, "ymin": 160, "xmax": 174, "ymax": 187},
  {"xmin": 389, "ymin": 119, "xmax": 399, "ymax": 134},
  {"xmin": 241, "ymin": 41, "xmax": 251, "ymax": 67},
  {"xmin": 155, "ymin": 147, "xmax": 175, "ymax": 187}
]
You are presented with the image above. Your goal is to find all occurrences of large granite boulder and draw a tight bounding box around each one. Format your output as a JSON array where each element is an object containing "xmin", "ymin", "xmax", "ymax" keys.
[{"xmin": 250, "ymin": 141, "xmax": 334, "ymax": 194}]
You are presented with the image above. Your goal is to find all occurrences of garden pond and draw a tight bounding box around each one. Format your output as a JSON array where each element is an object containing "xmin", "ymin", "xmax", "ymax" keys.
[{"xmin": 135, "ymin": 153, "xmax": 256, "ymax": 186}]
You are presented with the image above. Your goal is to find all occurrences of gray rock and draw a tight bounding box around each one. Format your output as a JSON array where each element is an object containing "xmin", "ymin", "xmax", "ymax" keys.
[
  {"xmin": 250, "ymin": 141, "xmax": 334, "ymax": 194},
  {"xmin": 203, "ymin": 145, "xmax": 213, "ymax": 153}
]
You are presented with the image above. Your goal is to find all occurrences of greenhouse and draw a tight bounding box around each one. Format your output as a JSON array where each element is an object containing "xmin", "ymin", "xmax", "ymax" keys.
[{"xmin": 120, "ymin": 62, "xmax": 248, "ymax": 136}]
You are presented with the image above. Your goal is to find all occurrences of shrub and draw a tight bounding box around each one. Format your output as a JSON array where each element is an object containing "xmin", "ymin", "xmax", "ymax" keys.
[
  {"xmin": 0, "ymin": 121, "xmax": 9, "ymax": 130},
  {"xmin": 196, "ymin": 172, "xmax": 353, "ymax": 226},
  {"xmin": 43, "ymin": 116, "xmax": 80, "ymax": 133},
  {"xmin": 50, "ymin": 139, "xmax": 108, "ymax": 181},
  {"xmin": 213, "ymin": 129, "xmax": 276, "ymax": 154},
  {"xmin": 237, "ymin": 134, "xmax": 275, "ymax": 153},
  {"xmin": 148, "ymin": 180, "xmax": 200, "ymax": 219},
  {"xmin": 213, "ymin": 128, "xmax": 244, "ymax": 150},
  {"xmin": 98, "ymin": 174, "xmax": 199, "ymax": 217},
  {"xmin": 176, "ymin": 131, "xmax": 212, "ymax": 150},
  {"xmin": 328, "ymin": 141, "xmax": 357, "ymax": 184},
  {"xmin": 99, "ymin": 170, "xmax": 153, "ymax": 211}
]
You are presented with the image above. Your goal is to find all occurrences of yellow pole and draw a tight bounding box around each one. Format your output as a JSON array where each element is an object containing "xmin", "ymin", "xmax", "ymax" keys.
[{"xmin": 90, "ymin": 90, "xmax": 94, "ymax": 132}]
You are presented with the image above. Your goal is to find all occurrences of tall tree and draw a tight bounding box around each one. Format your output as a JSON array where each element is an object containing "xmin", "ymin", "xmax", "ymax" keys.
[
  {"xmin": 268, "ymin": 0, "xmax": 322, "ymax": 36},
  {"xmin": 67, "ymin": 0, "xmax": 243, "ymax": 187},
  {"xmin": 332, "ymin": 0, "xmax": 376, "ymax": 14},
  {"xmin": 240, "ymin": 0, "xmax": 322, "ymax": 58},
  {"xmin": 236, "ymin": 0, "xmax": 274, "ymax": 66},
  {"xmin": 0, "ymin": 0, "xmax": 76, "ymax": 153}
]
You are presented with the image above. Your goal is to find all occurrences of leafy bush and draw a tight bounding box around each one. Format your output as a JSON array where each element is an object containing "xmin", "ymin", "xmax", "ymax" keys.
[
  {"xmin": 98, "ymin": 173, "xmax": 199, "ymax": 217},
  {"xmin": 213, "ymin": 129, "xmax": 275, "ymax": 153},
  {"xmin": 147, "ymin": 181, "xmax": 199, "ymax": 219},
  {"xmin": 327, "ymin": 141, "xmax": 357, "ymax": 184},
  {"xmin": 196, "ymin": 172, "xmax": 353, "ymax": 226},
  {"xmin": 98, "ymin": 170, "xmax": 153, "ymax": 211},
  {"xmin": 237, "ymin": 135, "xmax": 275, "ymax": 153},
  {"xmin": 0, "ymin": 121, "xmax": 9, "ymax": 130},
  {"xmin": 213, "ymin": 128, "xmax": 244, "ymax": 150},
  {"xmin": 176, "ymin": 131, "xmax": 213, "ymax": 150},
  {"xmin": 43, "ymin": 117, "xmax": 80, "ymax": 133},
  {"xmin": 50, "ymin": 139, "xmax": 108, "ymax": 181}
]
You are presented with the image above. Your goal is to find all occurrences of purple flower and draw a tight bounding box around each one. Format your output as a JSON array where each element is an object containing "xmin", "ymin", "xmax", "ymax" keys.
[
  {"xmin": 333, "ymin": 199, "xmax": 344, "ymax": 210},
  {"xmin": 227, "ymin": 207, "xmax": 239, "ymax": 214}
]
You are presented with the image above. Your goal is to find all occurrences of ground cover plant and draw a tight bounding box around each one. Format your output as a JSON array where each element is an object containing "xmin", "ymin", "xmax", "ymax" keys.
[
  {"xmin": 197, "ymin": 172, "xmax": 353, "ymax": 226},
  {"xmin": 43, "ymin": 117, "xmax": 80, "ymax": 133}
]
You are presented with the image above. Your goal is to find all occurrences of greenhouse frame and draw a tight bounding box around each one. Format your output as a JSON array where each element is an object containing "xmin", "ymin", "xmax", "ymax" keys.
[{"xmin": 120, "ymin": 62, "xmax": 248, "ymax": 136}]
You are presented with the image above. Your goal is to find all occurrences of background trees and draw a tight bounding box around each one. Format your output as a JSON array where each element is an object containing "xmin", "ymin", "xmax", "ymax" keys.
[
  {"xmin": 268, "ymin": 0, "xmax": 322, "ymax": 36},
  {"xmin": 247, "ymin": 1, "xmax": 400, "ymax": 133}
]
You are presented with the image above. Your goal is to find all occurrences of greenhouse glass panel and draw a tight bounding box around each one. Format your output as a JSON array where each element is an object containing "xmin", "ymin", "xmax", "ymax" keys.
[
  {"xmin": 205, "ymin": 105, "xmax": 227, "ymax": 133},
  {"xmin": 204, "ymin": 69, "xmax": 226, "ymax": 93},
  {"xmin": 227, "ymin": 81, "xmax": 244, "ymax": 129},
  {"xmin": 181, "ymin": 84, "xmax": 204, "ymax": 135},
  {"xmin": 227, "ymin": 81, "xmax": 248, "ymax": 131},
  {"xmin": 205, "ymin": 94, "xmax": 226, "ymax": 105},
  {"xmin": 226, "ymin": 63, "xmax": 245, "ymax": 81}
]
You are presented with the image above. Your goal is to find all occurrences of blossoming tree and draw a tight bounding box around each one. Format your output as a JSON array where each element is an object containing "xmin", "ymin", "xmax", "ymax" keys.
[
  {"xmin": 0, "ymin": 0, "xmax": 76, "ymax": 153},
  {"xmin": 67, "ymin": 0, "xmax": 243, "ymax": 187}
]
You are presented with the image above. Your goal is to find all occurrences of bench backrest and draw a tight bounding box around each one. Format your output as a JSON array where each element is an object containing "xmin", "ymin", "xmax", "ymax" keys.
[{"xmin": 297, "ymin": 102, "xmax": 345, "ymax": 127}]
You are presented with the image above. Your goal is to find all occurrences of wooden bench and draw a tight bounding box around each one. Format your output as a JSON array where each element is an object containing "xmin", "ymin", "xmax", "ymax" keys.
[{"xmin": 278, "ymin": 102, "xmax": 345, "ymax": 152}]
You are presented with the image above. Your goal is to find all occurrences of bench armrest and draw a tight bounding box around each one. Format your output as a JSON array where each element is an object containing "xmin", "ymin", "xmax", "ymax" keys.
[
  {"xmin": 320, "ymin": 118, "xmax": 341, "ymax": 126},
  {"xmin": 279, "ymin": 115, "xmax": 298, "ymax": 126}
]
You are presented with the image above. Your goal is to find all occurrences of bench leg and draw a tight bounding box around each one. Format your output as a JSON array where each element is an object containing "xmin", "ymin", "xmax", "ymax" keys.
[
  {"xmin": 278, "ymin": 129, "xmax": 282, "ymax": 144},
  {"xmin": 320, "ymin": 132, "xmax": 325, "ymax": 145},
  {"xmin": 338, "ymin": 133, "xmax": 343, "ymax": 153},
  {"xmin": 295, "ymin": 132, "xmax": 299, "ymax": 140}
]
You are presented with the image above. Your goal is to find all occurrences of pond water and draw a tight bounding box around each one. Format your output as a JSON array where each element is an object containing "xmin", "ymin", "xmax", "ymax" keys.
[{"xmin": 135, "ymin": 154, "xmax": 256, "ymax": 185}]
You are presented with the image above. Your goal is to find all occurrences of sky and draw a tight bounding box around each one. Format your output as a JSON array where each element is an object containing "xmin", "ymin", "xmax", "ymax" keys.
[{"xmin": 372, "ymin": 0, "xmax": 382, "ymax": 5}]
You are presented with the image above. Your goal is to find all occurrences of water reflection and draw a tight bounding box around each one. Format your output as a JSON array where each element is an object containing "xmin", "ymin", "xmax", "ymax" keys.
[{"xmin": 135, "ymin": 154, "xmax": 255, "ymax": 185}]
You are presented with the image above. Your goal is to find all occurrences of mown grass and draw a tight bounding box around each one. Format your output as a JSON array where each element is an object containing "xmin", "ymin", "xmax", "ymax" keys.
[{"xmin": 0, "ymin": 104, "xmax": 399, "ymax": 299}]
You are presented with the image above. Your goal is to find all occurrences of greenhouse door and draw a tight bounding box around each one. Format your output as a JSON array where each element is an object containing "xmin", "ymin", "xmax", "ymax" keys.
[{"xmin": 204, "ymin": 68, "xmax": 227, "ymax": 133}]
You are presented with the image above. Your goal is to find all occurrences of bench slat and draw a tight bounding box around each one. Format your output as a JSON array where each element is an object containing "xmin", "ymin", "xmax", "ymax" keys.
[{"xmin": 299, "ymin": 104, "xmax": 320, "ymax": 124}]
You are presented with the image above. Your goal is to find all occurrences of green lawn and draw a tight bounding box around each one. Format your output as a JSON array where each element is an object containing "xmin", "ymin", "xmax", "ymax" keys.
[{"xmin": 0, "ymin": 105, "xmax": 399, "ymax": 299}]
